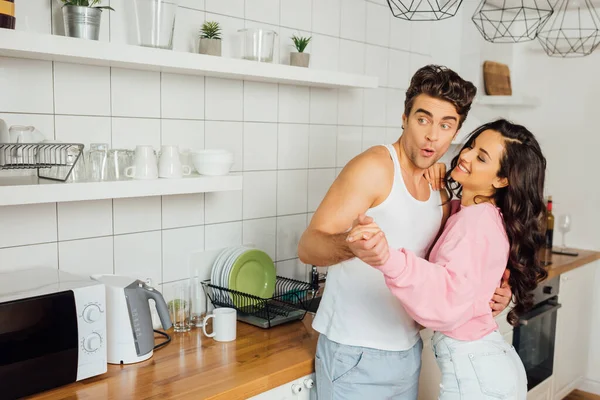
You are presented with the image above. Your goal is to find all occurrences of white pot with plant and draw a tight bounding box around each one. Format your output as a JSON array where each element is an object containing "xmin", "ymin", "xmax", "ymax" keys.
[
  {"xmin": 61, "ymin": 0, "xmax": 113, "ymax": 41},
  {"xmin": 199, "ymin": 21, "xmax": 222, "ymax": 56},
  {"xmin": 290, "ymin": 35, "xmax": 311, "ymax": 68}
]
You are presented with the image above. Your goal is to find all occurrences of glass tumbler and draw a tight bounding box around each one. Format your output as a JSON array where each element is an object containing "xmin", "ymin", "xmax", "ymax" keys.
[
  {"xmin": 238, "ymin": 28, "xmax": 277, "ymax": 62},
  {"xmin": 132, "ymin": 0, "xmax": 179, "ymax": 50},
  {"xmin": 166, "ymin": 281, "xmax": 192, "ymax": 333},
  {"xmin": 107, "ymin": 149, "xmax": 134, "ymax": 181}
]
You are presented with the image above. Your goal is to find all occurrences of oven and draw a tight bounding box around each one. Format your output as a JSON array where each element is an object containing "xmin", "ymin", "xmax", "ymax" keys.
[{"xmin": 512, "ymin": 276, "xmax": 561, "ymax": 391}]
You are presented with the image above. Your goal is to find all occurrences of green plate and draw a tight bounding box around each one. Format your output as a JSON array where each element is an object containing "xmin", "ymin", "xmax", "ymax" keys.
[{"xmin": 228, "ymin": 249, "xmax": 276, "ymax": 307}]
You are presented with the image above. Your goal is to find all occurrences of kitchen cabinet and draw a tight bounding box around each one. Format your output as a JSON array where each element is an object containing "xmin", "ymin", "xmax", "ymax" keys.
[
  {"xmin": 248, "ymin": 373, "xmax": 316, "ymax": 400},
  {"xmin": 528, "ymin": 376, "xmax": 554, "ymax": 400},
  {"xmin": 552, "ymin": 262, "xmax": 597, "ymax": 399},
  {"xmin": 418, "ymin": 329, "xmax": 442, "ymax": 400}
]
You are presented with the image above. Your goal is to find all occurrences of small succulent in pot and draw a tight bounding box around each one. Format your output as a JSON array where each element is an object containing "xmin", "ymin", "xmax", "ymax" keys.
[
  {"xmin": 199, "ymin": 21, "xmax": 222, "ymax": 56},
  {"xmin": 61, "ymin": 0, "xmax": 114, "ymax": 41},
  {"xmin": 290, "ymin": 35, "xmax": 312, "ymax": 68}
]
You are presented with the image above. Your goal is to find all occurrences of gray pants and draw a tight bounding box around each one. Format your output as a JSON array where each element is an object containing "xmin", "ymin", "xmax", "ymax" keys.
[{"xmin": 315, "ymin": 334, "xmax": 423, "ymax": 400}]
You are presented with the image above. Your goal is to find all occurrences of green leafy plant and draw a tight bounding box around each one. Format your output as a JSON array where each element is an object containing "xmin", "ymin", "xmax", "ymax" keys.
[
  {"xmin": 291, "ymin": 35, "xmax": 311, "ymax": 53},
  {"xmin": 200, "ymin": 21, "xmax": 222, "ymax": 40},
  {"xmin": 61, "ymin": 0, "xmax": 115, "ymax": 11}
]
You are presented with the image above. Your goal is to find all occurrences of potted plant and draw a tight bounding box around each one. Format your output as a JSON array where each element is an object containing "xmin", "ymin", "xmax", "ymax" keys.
[
  {"xmin": 290, "ymin": 35, "xmax": 311, "ymax": 68},
  {"xmin": 61, "ymin": 0, "xmax": 114, "ymax": 41},
  {"xmin": 199, "ymin": 21, "xmax": 222, "ymax": 56}
]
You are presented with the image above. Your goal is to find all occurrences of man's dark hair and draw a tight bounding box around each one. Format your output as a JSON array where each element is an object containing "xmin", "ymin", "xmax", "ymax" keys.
[{"xmin": 404, "ymin": 65, "xmax": 477, "ymax": 129}]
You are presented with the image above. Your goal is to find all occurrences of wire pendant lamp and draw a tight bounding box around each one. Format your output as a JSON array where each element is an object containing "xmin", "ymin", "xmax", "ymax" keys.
[
  {"xmin": 386, "ymin": 0, "xmax": 464, "ymax": 21},
  {"xmin": 472, "ymin": 0, "xmax": 554, "ymax": 43},
  {"xmin": 537, "ymin": 0, "xmax": 600, "ymax": 57}
]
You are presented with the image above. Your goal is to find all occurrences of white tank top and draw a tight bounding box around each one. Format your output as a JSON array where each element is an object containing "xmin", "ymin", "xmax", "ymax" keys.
[{"xmin": 312, "ymin": 144, "xmax": 443, "ymax": 351}]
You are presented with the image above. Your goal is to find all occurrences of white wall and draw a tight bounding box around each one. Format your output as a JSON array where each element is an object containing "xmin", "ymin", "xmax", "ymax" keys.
[
  {"xmin": 509, "ymin": 41, "xmax": 600, "ymax": 252},
  {"xmin": 506, "ymin": 23, "xmax": 600, "ymax": 395},
  {"xmin": 0, "ymin": 0, "xmax": 471, "ymax": 309}
]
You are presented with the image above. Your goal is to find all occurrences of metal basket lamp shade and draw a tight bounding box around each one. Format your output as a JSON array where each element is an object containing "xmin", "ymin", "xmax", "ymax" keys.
[
  {"xmin": 472, "ymin": 0, "xmax": 554, "ymax": 42},
  {"xmin": 537, "ymin": 0, "xmax": 600, "ymax": 57},
  {"xmin": 386, "ymin": 0, "xmax": 464, "ymax": 21}
]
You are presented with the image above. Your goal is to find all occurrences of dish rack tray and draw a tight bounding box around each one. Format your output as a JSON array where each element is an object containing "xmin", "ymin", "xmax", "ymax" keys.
[
  {"xmin": 201, "ymin": 276, "xmax": 315, "ymax": 329},
  {"xmin": 0, "ymin": 143, "xmax": 84, "ymax": 181}
]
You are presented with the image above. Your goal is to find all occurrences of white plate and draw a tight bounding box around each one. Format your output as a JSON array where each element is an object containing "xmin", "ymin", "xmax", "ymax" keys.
[
  {"xmin": 220, "ymin": 246, "xmax": 248, "ymax": 289},
  {"xmin": 217, "ymin": 246, "xmax": 240, "ymax": 287},
  {"xmin": 211, "ymin": 247, "xmax": 235, "ymax": 286}
]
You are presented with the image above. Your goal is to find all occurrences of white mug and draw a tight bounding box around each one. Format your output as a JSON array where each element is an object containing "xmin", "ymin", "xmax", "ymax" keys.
[
  {"xmin": 125, "ymin": 145, "xmax": 158, "ymax": 180},
  {"xmin": 159, "ymin": 145, "xmax": 191, "ymax": 179},
  {"xmin": 202, "ymin": 308, "xmax": 237, "ymax": 342}
]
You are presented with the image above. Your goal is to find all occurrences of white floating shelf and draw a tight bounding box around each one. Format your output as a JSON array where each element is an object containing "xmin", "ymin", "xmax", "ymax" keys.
[
  {"xmin": 0, "ymin": 29, "xmax": 378, "ymax": 89},
  {"xmin": 475, "ymin": 95, "xmax": 540, "ymax": 107},
  {"xmin": 0, "ymin": 174, "xmax": 242, "ymax": 206}
]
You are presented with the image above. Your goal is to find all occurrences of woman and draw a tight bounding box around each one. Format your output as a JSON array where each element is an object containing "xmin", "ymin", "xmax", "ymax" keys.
[{"xmin": 347, "ymin": 119, "xmax": 548, "ymax": 399}]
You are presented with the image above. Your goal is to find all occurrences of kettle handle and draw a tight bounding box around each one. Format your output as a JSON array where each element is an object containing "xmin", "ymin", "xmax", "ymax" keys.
[{"xmin": 142, "ymin": 286, "xmax": 173, "ymax": 331}]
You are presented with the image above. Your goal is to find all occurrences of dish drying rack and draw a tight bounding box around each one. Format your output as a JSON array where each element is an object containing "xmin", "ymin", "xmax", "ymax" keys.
[
  {"xmin": 0, "ymin": 143, "xmax": 85, "ymax": 181},
  {"xmin": 201, "ymin": 276, "xmax": 316, "ymax": 329}
]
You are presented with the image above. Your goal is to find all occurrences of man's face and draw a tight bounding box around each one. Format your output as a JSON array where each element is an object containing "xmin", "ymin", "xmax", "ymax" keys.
[{"xmin": 401, "ymin": 94, "xmax": 461, "ymax": 170}]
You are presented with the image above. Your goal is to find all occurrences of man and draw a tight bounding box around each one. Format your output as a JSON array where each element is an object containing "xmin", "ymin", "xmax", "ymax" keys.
[{"xmin": 297, "ymin": 65, "xmax": 512, "ymax": 399}]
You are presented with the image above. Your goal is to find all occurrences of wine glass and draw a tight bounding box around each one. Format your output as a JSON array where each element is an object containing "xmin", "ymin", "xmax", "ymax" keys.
[{"xmin": 557, "ymin": 214, "xmax": 571, "ymax": 251}]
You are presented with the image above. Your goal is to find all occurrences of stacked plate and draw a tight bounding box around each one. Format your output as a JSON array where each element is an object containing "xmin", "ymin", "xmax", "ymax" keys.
[{"xmin": 211, "ymin": 246, "xmax": 277, "ymax": 306}]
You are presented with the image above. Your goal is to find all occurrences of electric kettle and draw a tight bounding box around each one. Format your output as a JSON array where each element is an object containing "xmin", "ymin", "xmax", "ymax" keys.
[{"xmin": 92, "ymin": 274, "xmax": 172, "ymax": 365}]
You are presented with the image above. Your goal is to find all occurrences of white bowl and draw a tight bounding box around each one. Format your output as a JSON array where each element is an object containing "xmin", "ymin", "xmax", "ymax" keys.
[
  {"xmin": 191, "ymin": 150, "xmax": 234, "ymax": 176},
  {"xmin": 191, "ymin": 149, "xmax": 233, "ymax": 161}
]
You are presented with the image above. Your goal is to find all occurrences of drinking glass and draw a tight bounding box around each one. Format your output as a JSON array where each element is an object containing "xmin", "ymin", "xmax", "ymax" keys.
[
  {"xmin": 558, "ymin": 214, "xmax": 571, "ymax": 251},
  {"xmin": 87, "ymin": 143, "xmax": 109, "ymax": 182},
  {"xmin": 166, "ymin": 281, "xmax": 192, "ymax": 333},
  {"xmin": 189, "ymin": 264, "xmax": 205, "ymax": 328},
  {"xmin": 132, "ymin": 0, "xmax": 179, "ymax": 50}
]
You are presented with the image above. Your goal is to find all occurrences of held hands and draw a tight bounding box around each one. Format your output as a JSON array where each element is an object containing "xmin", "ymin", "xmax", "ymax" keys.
[
  {"xmin": 424, "ymin": 163, "xmax": 447, "ymax": 191},
  {"xmin": 491, "ymin": 269, "xmax": 513, "ymax": 317},
  {"xmin": 346, "ymin": 214, "xmax": 390, "ymax": 267}
]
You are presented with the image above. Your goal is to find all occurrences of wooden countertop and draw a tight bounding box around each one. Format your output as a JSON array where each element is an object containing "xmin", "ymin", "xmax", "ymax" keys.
[
  {"xmin": 27, "ymin": 315, "xmax": 319, "ymax": 400},
  {"xmin": 545, "ymin": 248, "xmax": 600, "ymax": 280},
  {"xmin": 25, "ymin": 248, "xmax": 600, "ymax": 400}
]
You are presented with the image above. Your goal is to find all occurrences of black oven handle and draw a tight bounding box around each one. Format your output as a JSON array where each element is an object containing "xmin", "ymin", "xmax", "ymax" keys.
[{"xmin": 518, "ymin": 301, "xmax": 562, "ymax": 326}]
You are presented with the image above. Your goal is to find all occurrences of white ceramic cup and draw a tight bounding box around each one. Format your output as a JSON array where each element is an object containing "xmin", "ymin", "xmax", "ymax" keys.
[
  {"xmin": 125, "ymin": 145, "xmax": 158, "ymax": 179},
  {"xmin": 202, "ymin": 308, "xmax": 237, "ymax": 342},
  {"xmin": 158, "ymin": 145, "xmax": 191, "ymax": 179}
]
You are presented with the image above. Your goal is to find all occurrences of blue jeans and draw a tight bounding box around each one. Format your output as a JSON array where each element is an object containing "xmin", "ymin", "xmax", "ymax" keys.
[
  {"xmin": 315, "ymin": 334, "xmax": 423, "ymax": 400},
  {"xmin": 432, "ymin": 330, "xmax": 527, "ymax": 399}
]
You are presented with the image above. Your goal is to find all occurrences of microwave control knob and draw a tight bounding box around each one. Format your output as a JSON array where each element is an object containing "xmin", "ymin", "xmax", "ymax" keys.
[
  {"xmin": 291, "ymin": 384, "xmax": 303, "ymax": 394},
  {"xmin": 303, "ymin": 378, "xmax": 314, "ymax": 389},
  {"xmin": 84, "ymin": 333, "xmax": 102, "ymax": 352},
  {"xmin": 83, "ymin": 304, "xmax": 102, "ymax": 323}
]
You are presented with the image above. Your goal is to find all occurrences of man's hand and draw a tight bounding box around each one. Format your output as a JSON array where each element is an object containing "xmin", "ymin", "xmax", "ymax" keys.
[
  {"xmin": 345, "ymin": 214, "xmax": 390, "ymax": 267},
  {"xmin": 424, "ymin": 163, "xmax": 447, "ymax": 191},
  {"xmin": 491, "ymin": 269, "xmax": 513, "ymax": 317}
]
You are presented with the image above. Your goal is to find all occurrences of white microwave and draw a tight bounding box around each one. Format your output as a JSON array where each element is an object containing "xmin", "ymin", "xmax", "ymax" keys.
[{"xmin": 0, "ymin": 268, "xmax": 107, "ymax": 399}]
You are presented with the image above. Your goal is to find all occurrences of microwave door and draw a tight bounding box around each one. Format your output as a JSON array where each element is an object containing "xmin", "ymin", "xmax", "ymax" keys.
[{"xmin": 0, "ymin": 291, "xmax": 79, "ymax": 399}]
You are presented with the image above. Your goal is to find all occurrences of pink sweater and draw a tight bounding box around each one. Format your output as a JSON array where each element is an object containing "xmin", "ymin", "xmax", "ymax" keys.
[{"xmin": 376, "ymin": 200, "xmax": 510, "ymax": 340}]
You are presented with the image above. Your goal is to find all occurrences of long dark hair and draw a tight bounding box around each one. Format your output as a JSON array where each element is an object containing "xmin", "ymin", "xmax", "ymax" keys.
[{"xmin": 445, "ymin": 119, "xmax": 548, "ymax": 326}]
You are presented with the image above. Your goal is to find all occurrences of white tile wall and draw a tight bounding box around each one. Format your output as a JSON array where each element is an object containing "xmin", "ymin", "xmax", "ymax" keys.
[{"xmin": 3, "ymin": 0, "xmax": 467, "ymax": 285}]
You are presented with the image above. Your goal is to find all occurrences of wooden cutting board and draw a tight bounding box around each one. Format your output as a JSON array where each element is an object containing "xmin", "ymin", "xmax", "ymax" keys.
[{"xmin": 483, "ymin": 61, "xmax": 512, "ymax": 96}]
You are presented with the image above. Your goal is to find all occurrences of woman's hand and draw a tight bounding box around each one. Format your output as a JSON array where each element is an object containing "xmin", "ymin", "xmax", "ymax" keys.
[
  {"xmin": 491, "ymin": 269, "xmax": 513, "ymax": 316},
  {"xmin": 425, "ymin": 162, "xmax": 447, "ymax": 191},
  {"xmin": 346, "ymin": 214, "xmax": 390, "ymax": 267}
]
